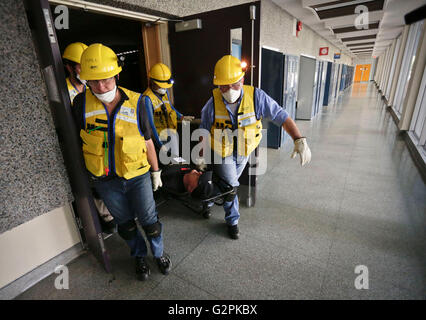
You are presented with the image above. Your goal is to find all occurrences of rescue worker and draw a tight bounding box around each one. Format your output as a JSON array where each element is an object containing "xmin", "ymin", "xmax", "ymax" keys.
[
  {"xmin": 62, "ymin": 42, "xmax": 88, "ymax": 105},
  {"xmin": 198, "ymin": 55, "xmax": 312, "ymax": 239},
  {"xmin": 143, "ymin": 63, "xmax": 194, "ymax": 157},
  {"xmin": 72, "ymin": 44, "xmax": 171, "ymax": 281},
  {"xmin": 63, "ymin": 42, "xmax": 115, "ymax": 232}
]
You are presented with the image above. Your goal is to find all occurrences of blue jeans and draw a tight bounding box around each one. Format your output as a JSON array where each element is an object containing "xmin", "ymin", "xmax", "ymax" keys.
[
  {"xmin": 93, "ymin": 172, "xmax": 163, "ymax": 258},
  {"xmin": 213, "ymin": 153, "xmax": 249, "ymax": 226}
]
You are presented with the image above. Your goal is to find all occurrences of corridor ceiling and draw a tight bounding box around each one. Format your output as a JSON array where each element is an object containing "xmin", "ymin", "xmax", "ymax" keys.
[{"xmin": 272, "ymin": 0, "xmax": 426, "ymax": 59}]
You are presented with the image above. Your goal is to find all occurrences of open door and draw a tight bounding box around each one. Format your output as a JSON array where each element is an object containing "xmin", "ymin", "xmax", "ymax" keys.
[
  {"xmin": 260, "ymin": 47, "xmax": 284, "ymax": 149},
  {"xmin": 282, "ymin": 54, "xmax": 299, "ymax": 145},
  {"xmin": 323, "ymin": 62, "xmax": 333, "ymax": 106},
  {"xmin": 297, "ymin": 55, "xmax": 316, "ymax": 120},
  {"xmin": 361, "ymin": 64, "xmax": 371, "ymax": 82},
  {"xmin": 23, "ymin": 0, "xmax": 112, "ymax": 273}
]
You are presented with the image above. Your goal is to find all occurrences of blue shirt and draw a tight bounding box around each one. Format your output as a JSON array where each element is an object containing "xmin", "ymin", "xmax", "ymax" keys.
[
  {"xmin": 144, "ymin": 89, "xmax": 183, "ymax": 146},
  {"xmin": 200, "ymin": 87, "xmax": 289, "ymax": 131}
]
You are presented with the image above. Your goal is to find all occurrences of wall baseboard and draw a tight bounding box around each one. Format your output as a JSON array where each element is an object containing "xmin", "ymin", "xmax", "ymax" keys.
[
  {"xmin": 0, "ymin": 243, "xmax": 84, "ymax": 300},
  {"xmin": 387, "ymin": 106, "xmax": 400, "ymax": 127},
  {"xmin": 404, "ymin": 132, "xmax": 426, "ymax": 183}
]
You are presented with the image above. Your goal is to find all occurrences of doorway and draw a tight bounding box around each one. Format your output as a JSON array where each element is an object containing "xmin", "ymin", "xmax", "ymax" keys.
[
  {"xmin": 296, "ymin": 55, "xmax": 316, "ymax": 120},
  {"xmin": 354, "ymin": 64, "xmax": 371, "ymax": 82},
  {"xmin": 53, "ymin": 6, "xmax": 149, "ymax": 92}
]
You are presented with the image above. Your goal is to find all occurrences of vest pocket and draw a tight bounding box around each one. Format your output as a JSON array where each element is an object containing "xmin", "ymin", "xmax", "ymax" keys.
[
  {"xmin": 80, "ymin": 130, "xmax": 105, "ymax": 176},
  {"xmin": 121, "ymin": 136, "xmax": 146, "ymax": 162},
  {"xmin": 120, "ymin": 136, "xmax": 149, "ymax": 178},
  {"xmin": 122, "ymin": 160, "xmax": 148, "ymax": 179}
]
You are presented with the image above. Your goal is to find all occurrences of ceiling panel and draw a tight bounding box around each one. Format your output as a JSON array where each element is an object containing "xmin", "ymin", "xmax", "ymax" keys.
[
  {"xmin": 346, "ymin": 41, "xmax": 376, "ymax": 47},
  {"xmin": 323, "ymin": 11, "xmax": 384, "ymax": 28},
  {"xmin": 341, "ymin": 34, "xmax": 377, "ymax": 42},
  {"xmin": 350, "ymin": 46, "xmax": 374, "ymax": 50},
  {"xmin": 310, "ymin": 0, "xmax": 357, "ymax": 10},
  {"xmin": 272, "ymin": 0, "xmax": 426, "ymax": 61},
  {"xmin": 313, "ymin": 0, "xmax": 385, "ymax": 20},
  {"xmin": 336, "ymin": 28, "xmax": 379, "ymax": 39},
  {"xmin": 333, "ymin": 22, "xmax": 380, "ymax": 34}
]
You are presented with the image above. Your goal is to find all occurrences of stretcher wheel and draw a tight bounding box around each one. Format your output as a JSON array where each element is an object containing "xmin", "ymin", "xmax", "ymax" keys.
[{"xmin": 202, "ymin": 209, "xmax": 211, "ymax": 219}]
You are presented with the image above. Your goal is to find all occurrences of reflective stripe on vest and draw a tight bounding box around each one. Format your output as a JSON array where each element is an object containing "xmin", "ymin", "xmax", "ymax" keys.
[
  {"xmin": 210, "ymin": 85, "xmax": 262, "ymax": 158},
  {"xmin": 81, "ymin": 87, "xmax": 150, "ymax": 179},
  {"xmin": 143, "ymin": 87, "xmax": 178, "ymax": 140}
]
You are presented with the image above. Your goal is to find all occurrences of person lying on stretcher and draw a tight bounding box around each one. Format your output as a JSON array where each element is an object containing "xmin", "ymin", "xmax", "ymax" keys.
[{"xmin": 160, "ymin": 165, "xmax": 235, "ymax": 203}]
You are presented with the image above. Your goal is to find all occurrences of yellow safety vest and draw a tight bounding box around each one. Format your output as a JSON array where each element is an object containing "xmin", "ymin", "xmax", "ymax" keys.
[
  {"xmin": 210, "ymin": 85, "xmax": 262, "ymax": 158},
  {"xmin": 143, "ymin": 88, "xmax": 178, "ymax": 141},
  {"xmin": 80, "ymin": 87, "xmax": 150, "ymax": 180},
  {"xmin": 66, "ymin": 77, "xmax": 84, "ymax": 105}
]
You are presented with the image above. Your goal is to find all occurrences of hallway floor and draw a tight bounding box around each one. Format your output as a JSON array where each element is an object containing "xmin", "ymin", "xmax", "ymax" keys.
[{"xmin": 16, "ymin": 83, "xmax": 426, "ymax": 300}]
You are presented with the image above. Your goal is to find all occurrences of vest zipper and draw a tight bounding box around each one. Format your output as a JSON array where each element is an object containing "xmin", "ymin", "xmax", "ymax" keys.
[
  {"xmin": 101, "ymin": 102, "xmax": 115, "ymax": 176},
  {"xmin": 110, "ymin": 106, "xmax": 119, "ymax": 176}
]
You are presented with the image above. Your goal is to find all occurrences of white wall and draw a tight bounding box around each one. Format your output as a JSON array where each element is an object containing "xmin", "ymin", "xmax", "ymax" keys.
[
  {"xmin": 0, "ymin": 204, "xmax": 81, "ymax": 290},
  {"xmin": 353, "ymin": 57, "xmax": 374, "ymax": 65},
  {"xmin": 260, "ymin": 0, "xmax": 353, "ymax": 65}
]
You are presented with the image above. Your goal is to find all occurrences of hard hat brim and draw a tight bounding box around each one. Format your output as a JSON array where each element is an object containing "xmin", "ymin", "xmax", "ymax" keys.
[
  {"xmin": 62, "ymin": 54, "xmax": 80, "ymax": 64},
  {"xmin": 213, "ymin": 73, "xmax": 245, "ymax": 86},
  {"xmin": 153, "ymin": 80, "xmax": 173, "ymax": 89},
  {"xmin": 79, "ymin": 67, "xmax": 122, "ymax": 80}
]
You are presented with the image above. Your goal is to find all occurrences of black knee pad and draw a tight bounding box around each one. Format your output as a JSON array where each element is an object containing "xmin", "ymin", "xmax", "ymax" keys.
[
  {"xmin": 224, "ymin": 187, "xmax": 238, "ymax": 202},
  {"xmin": 117, "ymin": 220, "xmax": 137, "ymax": 240},
  {"xmin": 142, "ymin": 221, "xmax": 162, "ymax": 239}
]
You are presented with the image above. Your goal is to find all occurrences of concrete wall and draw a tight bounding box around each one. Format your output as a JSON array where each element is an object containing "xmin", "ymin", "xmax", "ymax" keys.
[
  {"xmin": 0, "ymin": 0, "xmax": 74, "ymax": 233},
  {"xmin": 260, "ymin": 0, "xmax": 352, "ymax": 65},
  {"xmin": 82, "ymin": 0, "xmax": 256, "ymax": 17},
  {"xmin": 0, "ymin": 0, "xmax": 80, "ymax": 291}
]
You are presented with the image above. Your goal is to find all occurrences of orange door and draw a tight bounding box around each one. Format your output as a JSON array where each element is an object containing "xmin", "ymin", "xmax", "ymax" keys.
[
  {"xmin": 354, "ymin": 64, "xmax": 363, "ymax": 82},
  {"xmin": 361, "ymin": 64, "xmax": 371, "ymax": 82}
]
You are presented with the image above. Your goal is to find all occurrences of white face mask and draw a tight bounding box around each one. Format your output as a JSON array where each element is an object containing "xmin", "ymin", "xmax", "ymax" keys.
[
  {"xmin": 76, "ymin": 73, "xmax": 87, "ymax": 86},
  {"xmin": 94, "ymin": 85, "xmax": 117, "ymax": 103},
  {"xmin": 155, "ymin": 88, "xmax": 167, "ymax": 95},
  {"xmin": 221, "ymin": 88, "xmax": 241, "ymax": 103}
]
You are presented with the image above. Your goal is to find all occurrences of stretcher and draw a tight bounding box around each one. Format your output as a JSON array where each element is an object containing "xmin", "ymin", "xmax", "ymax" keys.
[{"xmin": 155, "ymin": 162, "xmax": 234, "ymax": 219}]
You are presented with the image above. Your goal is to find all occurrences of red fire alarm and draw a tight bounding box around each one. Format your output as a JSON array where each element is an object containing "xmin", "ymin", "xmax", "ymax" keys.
[
  {"xmin": 296, "ymin": 21, "xmax": 302, "ymax": 37},
  {"xmin": 319, "ymin": 47, "xmax": 329, "ymax": 56}
]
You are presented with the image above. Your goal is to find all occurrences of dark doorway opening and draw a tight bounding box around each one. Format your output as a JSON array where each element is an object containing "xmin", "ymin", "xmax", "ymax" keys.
[{"xmin": 52, "ymin": 5, "xmax": 148, "ymax": 92}]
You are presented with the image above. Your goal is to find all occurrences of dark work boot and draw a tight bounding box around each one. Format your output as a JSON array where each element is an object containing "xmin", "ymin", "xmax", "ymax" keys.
[
  {"xmin": 135, "ymin": 257, "xmax": 150, "ymax": 281},
  {"xmin": 227, "ymin": 224, "xmax": 239, "ymax": 240},
  {"xmin": 156, "ymin": 254, "xmax": 172, "ymax": 275}
]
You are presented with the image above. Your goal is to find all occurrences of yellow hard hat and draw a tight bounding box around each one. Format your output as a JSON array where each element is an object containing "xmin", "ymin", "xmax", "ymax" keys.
[
  {"xmin": 213, "ymin": 55, "xmax": 245, "ymax": 85},
  {"xmin": 62, "ymin": 42, "xmax": 88, "ymax": 64},
  {"xmin": 79, "ymin": 43, "xmax": 122, "ymax": 80},
  {"xmin": 149, "ymin": 63, "xmax": 174, "ymax": 88}
]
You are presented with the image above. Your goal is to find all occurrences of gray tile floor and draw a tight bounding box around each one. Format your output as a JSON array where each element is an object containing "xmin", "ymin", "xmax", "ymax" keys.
[{"xmin": 16, "ymin": 83, "xmax": 426, "ymax": 300}]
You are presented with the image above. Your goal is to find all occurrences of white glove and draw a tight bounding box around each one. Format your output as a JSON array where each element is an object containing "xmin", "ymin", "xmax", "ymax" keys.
[
  {"xmin": 151, "ymin": 170, "xmax": 163, "ymax": 191},
  {"xmin": 291, "ymin": 137, "xmax": 311, "ymax": 166},
  {"xmin": 182, "ymin": 116, "xmax": 195, "ymax": 122},
  {"xmin": 194, "ymin": 157, "xmax": 207, "ymax": 171}
]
